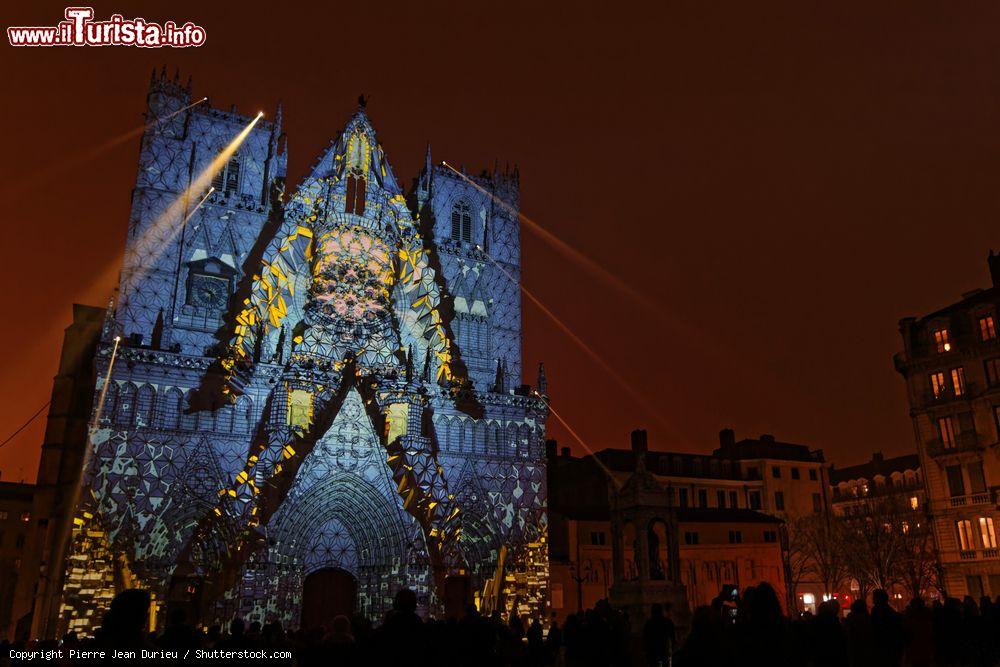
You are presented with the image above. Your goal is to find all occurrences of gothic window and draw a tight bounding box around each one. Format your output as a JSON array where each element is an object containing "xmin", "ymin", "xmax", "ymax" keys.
[
  {"xmin": 115, "ymin": 383, "xmax": 137, "ymax": 426},
  {"xmin": 451, "ymin": 200, "xmax": 473, "ymax": 243},
  {"xmin": 212, "ymin": 155, "xmax": 242, "ymax": 197},
  {"xmin": 160, "ymin": 388, "xmax": 183, "ymax": 429},
  {"xmin": 134, "ymin": 385, "xmax": 156, "ymax": 428},
  {"xmin": 180, "ymin": 391, "xmax": 197, "ymax": 430},
  {"xmin": 101, "ymin": 382, "xmax": 118, "ymax": 424},
  {"xmin": 235, "ymin": 396, "xmax": 253, "ymax": 434},
  {"xmin": 217, "ymin": 404, "xmax": 235, "ymax": 433},
  {"xmin": 345, "ymin": 132, "xmax": 368, "ymax": 215}
]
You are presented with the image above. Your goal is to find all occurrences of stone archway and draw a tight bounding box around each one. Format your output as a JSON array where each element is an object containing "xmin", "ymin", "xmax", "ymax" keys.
[{"xmin": 301, "ymin": 568, "xmax": 357, "ymax": 629}]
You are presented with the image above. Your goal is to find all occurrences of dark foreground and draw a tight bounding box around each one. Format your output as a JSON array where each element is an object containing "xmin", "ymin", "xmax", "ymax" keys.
[{"xmin": 4, "ymin": 583, "xmax": 1000, "ymax": 666}]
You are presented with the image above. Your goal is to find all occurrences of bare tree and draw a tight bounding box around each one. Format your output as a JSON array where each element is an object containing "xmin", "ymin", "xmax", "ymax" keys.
[{"xmin": 789, "ymin": 513, "xmax": 849, "ymax": 598}]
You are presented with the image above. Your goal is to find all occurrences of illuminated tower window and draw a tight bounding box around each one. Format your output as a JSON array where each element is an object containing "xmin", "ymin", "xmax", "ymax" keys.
[
  {"xmin": 345, "ymin": 132, "xmax": 368, "ymax": 215},
  {"xmin": 212, "ymin": 155, "xmax": 242, "ymax": 197},
  {"xmin": 287, "ymin": 389, "xmax": 314, "ymax": 429},
  {"xmin": 451, "ymin": 200, "xmax": 473, "ymax": 243}
]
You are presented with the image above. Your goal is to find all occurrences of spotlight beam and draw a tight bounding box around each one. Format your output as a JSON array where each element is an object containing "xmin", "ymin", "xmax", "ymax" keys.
[
  {"xmin": 478, "ymin": 245, "xmax": 691, "ymax": 446},
  {"xmin": 125, "ymin": 112, "xmax": 264, "ymax": 303},
  {"xmin": 441, "ymin": 161, "xmax": 657, "ymax": 312},
  {"xmin": 532, "ymin": 390, "xmax": 620, "ymax": 488},
  {"xmin": 3, "ymin": 97, "xmax": 207, "ymax": 199}
]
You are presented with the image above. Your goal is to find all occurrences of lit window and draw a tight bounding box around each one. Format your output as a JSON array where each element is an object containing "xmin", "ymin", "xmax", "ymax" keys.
[
  {"xmin": 930, "ymin": 371, "xmax": 947, "ymax": 398},
  {"xmin": 19, "ymin": 512, "xmax": 29, "ymax": 523},
  {"xmin": 957, "ymin": 519, "xmax": 975, "ymax": 551},
  {"xmin": 951, "ymin": 368, "xmax": 967, "ymax": 396},
  {"xmin": 0, "ymin": 511, "xmax": 7, "ymax": 520},
  {"xmin": 979, "ymin": 517, "xmax": 997, "ymax": 549},
  {"xmin": 937, "ymin": 416, "xmax": 958, "ymax": 449},
  {"xmin": 212, "ymin": 155, "xmax": 242, "ymax": 197},
  {"xmin": 910, "ymin": 496, "xmax": 919, "ymax": 510},
  {"xmin": 286, "ymin": 389, "xmax": 313, "ymax": 429},
  {"xmin": 980, "ymin": 315, "xmax": 997, "ymax": 341},
  {"xmin": 933, "ymin": 328, "xmax": 952, "ymax": 353}
]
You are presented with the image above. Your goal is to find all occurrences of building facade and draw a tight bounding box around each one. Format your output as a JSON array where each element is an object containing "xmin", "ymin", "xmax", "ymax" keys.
[
  {"xmin": 828, "ymin": 452, "xmax": 933, "ymax": 609},
  {"xmin": 0, "ymin": 482, "xmax": 34, "ymax": 638},
  {"xmin": 10, "ymin": 71, "xmax": 548, "ymax": 638},
  {"xmin": 547, "ymin": 429, "xmax": 825, "ymax": 621},
  {"xmin": 895, "ymin": 252, "xmax": 1000, "ymax": 600}
]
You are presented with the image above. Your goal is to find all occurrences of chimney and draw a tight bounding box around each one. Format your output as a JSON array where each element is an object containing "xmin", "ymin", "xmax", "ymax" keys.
[
  {"xmin": 990, "ymin": 250, "xmax": 1000, "ymax": 288},
  {"xmin": 719, "ymin": 428, "xmax": 736, "ymax": 448},
  {"xmin": 986, "ymin": 248, "xmax": 1000, "ymax": 287},
  {"xmin": 545, "ymin": 439, "xmax": 557, "ymax": 459},
  {"xmin": 631, "ymin": 429, "xmax": 648, "ymax": 454}
]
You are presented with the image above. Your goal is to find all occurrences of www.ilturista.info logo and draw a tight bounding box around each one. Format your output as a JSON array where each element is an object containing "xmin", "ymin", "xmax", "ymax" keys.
[{"xmin": 7, "ymin": 7, "xmax": 206, "ymax": 48}]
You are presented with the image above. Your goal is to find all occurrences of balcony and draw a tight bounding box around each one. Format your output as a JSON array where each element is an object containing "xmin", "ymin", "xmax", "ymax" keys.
[
  {"xmin": 948, "ymin": 492, "xmax": 994, "ymax": 508},
  {"xmin": 926, "ymin": 432, "xmax": 982, "ymax": 459},
  {"xmin": 947, "ymin": 548, "xmax": 1000, "ymax": 562}
]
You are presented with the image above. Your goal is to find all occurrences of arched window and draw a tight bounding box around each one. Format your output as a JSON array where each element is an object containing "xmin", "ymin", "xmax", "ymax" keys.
[
  {"xmin": 451, "ymin": 201, "xmax": 473, "ymax": 243},
  {"xmin": 217, "ymin": 404, "xmax": 235, "ymax": 433},
  {"xmin": 160, "ymin": 388, "xmax": 183, "ymax": 429},
  {"xmin": 212, "ymin": 155, "xmax": 241, "ymax": 196},
  {"xmin": 180, "ymin": 391, "xmax": 198, "ymax": 430},
  {"xmin": 100, "ymin": 381, "xmax": 118, "ymax": 425},
  {"xmin": 115, "ymin": 383, "xmax": 137, "ymax": 426},
  {"xmin": 134, "ymin": 385, "xmax": 156, "ymax": 428},
  {"xmin": 344, "ymin": 132, "xmax": 368, "ymax": 215},
  {"xmin": 236, "ymin": 396, "xmax": 254, "ymax": 434}
]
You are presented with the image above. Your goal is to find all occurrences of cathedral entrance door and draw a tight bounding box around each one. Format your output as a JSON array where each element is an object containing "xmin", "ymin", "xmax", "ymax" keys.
[{"xmin": 300, "ymin": 568, "xmax": 357, "ymax": 629}]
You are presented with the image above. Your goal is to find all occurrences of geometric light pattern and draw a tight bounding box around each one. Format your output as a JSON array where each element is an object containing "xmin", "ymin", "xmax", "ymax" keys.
[{"xmin": 61, "ymin": 72, "xmax": 548, "ymax": 633}]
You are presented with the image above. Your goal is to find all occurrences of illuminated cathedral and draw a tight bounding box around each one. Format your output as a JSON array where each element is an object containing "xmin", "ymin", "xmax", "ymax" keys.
[{"xmin": 57, "ymin": 70, "xmax": 548, "ymax": 632}]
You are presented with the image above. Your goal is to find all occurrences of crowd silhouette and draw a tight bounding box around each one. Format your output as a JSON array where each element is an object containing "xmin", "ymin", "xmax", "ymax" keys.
[{"xmin": 4, "ymin": 582, "xmax": 1000, "ymax": 666}]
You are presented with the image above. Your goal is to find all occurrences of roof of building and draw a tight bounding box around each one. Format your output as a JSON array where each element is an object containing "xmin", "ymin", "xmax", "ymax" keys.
[
  {"xmin": 829, "ymin": 452, "xmax": 920, "ymax": 484},
  {"xmin": 0, "ymin": 481, "xmax": 35, "ymax": 503}
]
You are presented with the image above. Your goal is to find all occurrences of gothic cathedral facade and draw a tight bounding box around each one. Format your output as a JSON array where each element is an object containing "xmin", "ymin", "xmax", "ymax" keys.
[{"xmin": 58, "ymin": 70, "xmax": 548, "ymax": 632}]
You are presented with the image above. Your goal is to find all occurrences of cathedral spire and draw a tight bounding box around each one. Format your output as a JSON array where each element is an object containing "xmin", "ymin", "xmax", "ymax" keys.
[
  {"xmin": 422, "ymin": 347, "xmax": 432, "ymax": 383},
  {"xmin": 493, "ymin": 358, "xmax": 506, "ymax": 393}
]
